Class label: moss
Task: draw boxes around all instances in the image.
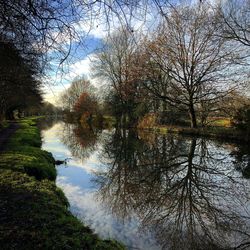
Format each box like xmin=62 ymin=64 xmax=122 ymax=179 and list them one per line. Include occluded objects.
xmin=0 ymin=118 xmax=56 ymax=181
xmin=0 ymin=169 xmax=123 ymax=249
xmin=7 ymin=119 xmax=41 ymax=148
xmin=0 ymin=117 xmax=125 ymax=249
xmin=0 ymin=150 xmax=56 ymax=181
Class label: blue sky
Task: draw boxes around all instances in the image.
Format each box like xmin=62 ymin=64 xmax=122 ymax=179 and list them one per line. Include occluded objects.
xmin=44 ymin=35 xmax=104 ymax=104
xmin=43 ymin=0 xmax=165 ymax=104
xmin=43 ymin=0 xmax=221 ymax=104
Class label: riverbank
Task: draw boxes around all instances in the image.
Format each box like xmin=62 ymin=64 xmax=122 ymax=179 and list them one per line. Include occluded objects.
xmin=142 ymin=125 xmax=249 ymax=143
xmin=0 ymin=117 xmax=124 ymax=249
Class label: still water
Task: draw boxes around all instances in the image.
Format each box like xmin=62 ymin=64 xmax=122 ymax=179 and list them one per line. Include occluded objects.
xmin=41 ymin=120 xmax=250 ymax=250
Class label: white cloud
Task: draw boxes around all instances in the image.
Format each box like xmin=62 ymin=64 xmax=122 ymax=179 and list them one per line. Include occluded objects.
xmin=75 ymin=19 xmax=109 ymax=39
xmin=66 ymin=55 xmax=93 ymax=79
xmin=42 ymin=5 xmax=160 ymax=104
xmin=43 ymin=53 xmax=99 ymax=104
xmin=56 ymin=179 xmax=161 ymax=250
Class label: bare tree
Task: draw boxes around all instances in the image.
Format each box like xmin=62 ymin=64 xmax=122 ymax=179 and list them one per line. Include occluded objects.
xmin=217 ymin=0 xmax=250 ymax=48
xmin=92 ymin=28 xmax=145 ymax=126
xmin=143 ymin=4 xmax=238 ymax=128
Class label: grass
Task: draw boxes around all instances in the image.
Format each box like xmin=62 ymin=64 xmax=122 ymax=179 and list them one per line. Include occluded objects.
xmin=141 ymin=118 xmax=249 ymax=143
xmin=0 ymin=118 xmax=56 ymax=181
xmin=0 ymin=117 xmax=125 ymax=249
xmin=206 ymin=117 xmax=232 ymax=127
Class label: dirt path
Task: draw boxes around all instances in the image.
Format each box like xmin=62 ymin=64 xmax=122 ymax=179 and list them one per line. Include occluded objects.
xmin=0 ymin=122 xmax=19 ymax=152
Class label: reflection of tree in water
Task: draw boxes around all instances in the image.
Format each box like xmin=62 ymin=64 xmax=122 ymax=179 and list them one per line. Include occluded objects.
xmin=38 ymin=117 xmax=61 ymax=131
xmin=231 ymin=144 xmax=250 ymax=179
xmin=60 ymin=123 xmax=99 ymax=161
xmin=95 ymin=129 xmax=250 ymax=250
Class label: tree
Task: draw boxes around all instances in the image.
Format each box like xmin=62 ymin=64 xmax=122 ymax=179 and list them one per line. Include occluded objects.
xmin=60 ymin=77 xmax=96 ymax=111
xmin=0 ymin=40 xmax=42 ymax=121
xmin=93 ymin=28 xmax=148 ymax=127
xmin=217 ymin=0 xmax=250 ymax=48
xmin=143 ymin=4 xmax=238 ymax=128
xmin=232 ymin=103 xmax=250 ymax=133
xmin=0 ymin=0 xmax=84 ymax=66
xmin=73 ymin=92 xmax=98 ymax=120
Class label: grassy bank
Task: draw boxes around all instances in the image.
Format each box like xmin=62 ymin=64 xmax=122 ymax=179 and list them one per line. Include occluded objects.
xmin=143 ymin=125 xmax=249 ymax=143
xmin=0 ymin=117 xmax=124 ymax=249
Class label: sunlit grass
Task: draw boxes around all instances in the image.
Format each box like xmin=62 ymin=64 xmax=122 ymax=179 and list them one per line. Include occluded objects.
xmin=0 ymin=117 xmax=125 ymax=249
xmin=208 ymin=118 xmax=232 ymax=127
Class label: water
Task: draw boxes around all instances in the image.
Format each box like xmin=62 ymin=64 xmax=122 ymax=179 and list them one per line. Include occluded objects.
xmin=41 ymin=120 xmax=250 ymax=250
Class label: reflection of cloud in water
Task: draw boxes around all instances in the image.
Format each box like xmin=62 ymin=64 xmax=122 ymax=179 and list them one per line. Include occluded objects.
xmin=69 ymin=145 xmax=109 ymax=174
xmin=42 ymin=123 xmax=104 ymax=174
xmin=42 ymin=122 xmax=250 ymax=249
xmin=42 ymin=123 xmax=72 ymax=158
xmin=57 ymin=176 xmax=160 ymax=250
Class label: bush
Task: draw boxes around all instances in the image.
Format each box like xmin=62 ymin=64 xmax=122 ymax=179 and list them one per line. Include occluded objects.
xmin=232 ymin=104 xmax=250 ymax=133
xmin=137 ymin=113 xmax=158 ymax=129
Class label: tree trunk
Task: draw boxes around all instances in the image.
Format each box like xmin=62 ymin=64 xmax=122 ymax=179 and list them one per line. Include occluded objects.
xmin=189 ymin=104 xmax=197 ymax=128
xmin=122 ymin=112 xmax=126 ymax=128
xmin=17 ymin=109 xmax=22 ymax=118
xmin=0 ymin=112 xmax=4 ymax=128
xmin=5 ymin=110 xmax=15 ymax=120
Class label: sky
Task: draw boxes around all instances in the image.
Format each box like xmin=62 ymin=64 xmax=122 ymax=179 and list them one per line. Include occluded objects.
xmin=43 ymin=35 xmax=104 ymax=104
xmin=43 ymin=0 xmax=224 ymax=105
xmin=43 ymin=0 xmax=175 ymax=104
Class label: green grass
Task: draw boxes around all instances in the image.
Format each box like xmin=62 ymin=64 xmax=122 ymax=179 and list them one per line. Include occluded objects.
xmin=206 ymin=117 xmax=231 ymax=127
xmin=0 ymin=118 xmax=56 ymax=181
xmin=0 ymin=117 xmax=125 ymax=249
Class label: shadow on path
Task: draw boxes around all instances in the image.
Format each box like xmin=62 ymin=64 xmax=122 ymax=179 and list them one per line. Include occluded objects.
xmin=0 ymin=122 xmax=19 ymax=152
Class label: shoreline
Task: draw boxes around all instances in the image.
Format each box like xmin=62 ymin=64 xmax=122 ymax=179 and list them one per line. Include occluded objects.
xmin=0 ymin=117 xmax=125 ymax=249
xmin=138 ymin=125 xmax=249 ymax=143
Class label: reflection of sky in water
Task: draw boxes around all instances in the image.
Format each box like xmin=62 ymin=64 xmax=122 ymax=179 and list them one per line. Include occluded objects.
xmin=42 ymin=123 xmax=161 ymax=250
xmin=41 ymin=122 xmax=250 ymax=250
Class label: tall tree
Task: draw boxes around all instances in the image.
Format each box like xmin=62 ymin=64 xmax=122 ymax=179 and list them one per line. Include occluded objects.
xmin=0 ymin=40 xmax=42 ymax=121
xmin=60 ymin=77 xmax=96 ymax=111
xmin=143 ymin=4 xmax=238 ymax=128
xmin=73 ymin=92 xmax=98 ymax=120
xmin=93 ymin=28 xmax=147 ymax=127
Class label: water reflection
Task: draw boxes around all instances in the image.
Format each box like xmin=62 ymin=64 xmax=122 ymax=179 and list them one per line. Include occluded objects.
xmin=94 ymin=129 xmax=250 ymax=250
xmin=60 ymin=123 xmax=99 ymax=161
xmin=42 ymin=122 xmax=250 ymax=250
xmin=231 ymin=144 xmax=250 ymax=179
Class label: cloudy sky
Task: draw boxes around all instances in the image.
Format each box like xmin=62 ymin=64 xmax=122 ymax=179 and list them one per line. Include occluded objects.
xmin=43 ymin=31 xmax=105 ymax=104
xmin=42 ymin=0 xmax=178 ymax=104
xmin=43 ymin=0 xmax=220 ymax=105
